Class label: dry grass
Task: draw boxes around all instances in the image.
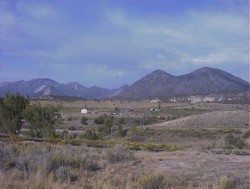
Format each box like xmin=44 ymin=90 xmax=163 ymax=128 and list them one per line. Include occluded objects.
xmin=3 ymin=100 xmax=249 ymax=188
xmin=0 ymin=142 xmax=248 ymax=189
xmin=148 ymin=110 xmax=249 ymax=129
xmin=32 ymin=99 xmax=190 ymax=110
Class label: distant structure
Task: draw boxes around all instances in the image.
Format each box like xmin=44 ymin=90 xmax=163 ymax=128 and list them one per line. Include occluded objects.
xmin=80 ymin=108 xmax=97 ymax=114
xmin=150 ymin=98 xmax=160 ymax=103
xmin=81 ymin=108 xmax=88 ymax=114
xmin=150 ymin=108 xmax=160 ymax=111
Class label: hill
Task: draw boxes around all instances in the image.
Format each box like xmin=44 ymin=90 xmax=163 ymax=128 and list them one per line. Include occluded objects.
xmin=117 ymin=67 xmax=249 ymax=99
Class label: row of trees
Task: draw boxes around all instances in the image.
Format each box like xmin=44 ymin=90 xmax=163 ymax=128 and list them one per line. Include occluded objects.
xmin=0 ymin=93 xmax=61 ymax=138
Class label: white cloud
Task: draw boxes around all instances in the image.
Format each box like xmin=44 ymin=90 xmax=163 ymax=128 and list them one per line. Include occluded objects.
xmin=0 ymin=1 xmax=248 ymax=87
xmin=16 ymin=1 xmax=57 ymax=20
xmin=192 ymin=50 xmax=248 ymax=66
xmin=193 ymin=53 xmax=229 ymax=65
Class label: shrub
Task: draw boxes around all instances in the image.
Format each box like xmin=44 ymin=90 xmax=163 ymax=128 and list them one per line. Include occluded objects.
xmin=81 ymin=116 xmax=88 ymax=125
xmin=98 ymin=116 xmax=113 ymax=135
xmin=243 ymin=130 xmax=250 ymax=138
xmin=55 ymin=166 xmax=72 ymax=182
xmin=224 ymin=134 xmax=247 ymax=149
xmin=46 ymin=150 xmax=99 ymax=174
xmin=137 ymin=175 xmax=166 ymax=189
xmin=218 ymin=175 xmax=239 ymax=189
xmin=64 ymin=132 xmax=77 ymax=140
xmin=117 ymin=124 xmax=127 ymax=137
xmin=103 ymin=144 xmax=134 ymax=163
xmin=0 ymin=144 xmax=32 ymax=180
xmin=114 ymin=117 xmax=125 ymax=125
xmin=0 ymin=143 xmax=101 ymax=186
xmin=83 ymin=130 xmax=100 ymax=140
xmin=67 ymin=116 xmax=76 ymax=121
xmin=129 ymin=124 xmax=137 ymax=135
xmin=46 ymin=154 xmax=80 ymax=172
xmin=143 ymin=116 xmax=157 ymax=125
xmin=145 ymin=144 xmax=154 ymax=152
xmin=94 ymin=115 xmax=104 ymax=125
xmin=68 ymin=125 xmax=77 ymax=131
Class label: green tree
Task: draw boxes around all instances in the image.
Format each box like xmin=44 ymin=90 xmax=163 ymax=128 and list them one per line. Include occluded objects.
xmin=98 ymin=115 xmax=113 ymax=135
xmin=0 ymin=93 xmax=29 ymax=134
xmin=24 ymin=104 xmax=62 ymax=138
xmin=104 ymin=116 xmax=113 ymax=134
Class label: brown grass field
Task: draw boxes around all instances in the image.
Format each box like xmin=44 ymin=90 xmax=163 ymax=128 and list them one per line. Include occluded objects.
xmin=0 ymin=100 xmax=249 ymax=188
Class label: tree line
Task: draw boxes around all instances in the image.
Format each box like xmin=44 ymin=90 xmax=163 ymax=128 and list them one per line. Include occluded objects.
xmin=0 ymin=93 xmax=61 ymax=138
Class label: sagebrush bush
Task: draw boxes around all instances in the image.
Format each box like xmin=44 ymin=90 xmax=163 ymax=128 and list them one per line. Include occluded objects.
xmin=46 ymin=149 xmax=99 ymax=174
xmin=242 ymin=130 xmax=250 ymax=138
xmin=82 ymin=130 xmax=101 ymax=140
xmin=55 ymin=166 xmax=78 ymax=183
xmin=219 ymin=175 xmax=238 ymax=189
xmin=0 ymin=143 xmax=41 ymax=180
xmin=0 ymin=143 xmax=100 ymax=184
xmin=137 ymin=175 xmax=166 ymax=189
xmin=224 ymin=133 xmax=247 ymax=149
xmin=103 ymin=144 xmax=134 ymax=163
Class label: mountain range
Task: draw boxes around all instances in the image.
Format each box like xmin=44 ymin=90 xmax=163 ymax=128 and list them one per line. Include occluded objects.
xmin=117 ymin=67 xmax=249 ymax=99
xmin=0 ymin=78 xmax=117 ymax=99
xmin=0 ymin=67 xmax=249 ymax=100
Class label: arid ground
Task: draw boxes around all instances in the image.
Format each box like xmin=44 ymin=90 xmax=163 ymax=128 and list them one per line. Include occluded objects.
xmin=0 ymin=99 xmax=249 ymax=189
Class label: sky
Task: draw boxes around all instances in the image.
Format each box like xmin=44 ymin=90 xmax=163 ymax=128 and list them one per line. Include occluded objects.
xmin=0 ymin=0 xmax=249 ymax=89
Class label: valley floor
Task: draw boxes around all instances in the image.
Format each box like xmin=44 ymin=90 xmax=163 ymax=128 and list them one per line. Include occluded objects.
xmin=0 ymin=100 xmax=249 ymax=188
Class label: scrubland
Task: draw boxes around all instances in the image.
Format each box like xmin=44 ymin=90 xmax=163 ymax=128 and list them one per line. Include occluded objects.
xmin=0 ymin=142 xmax=248 ymax=189
xmin=0 ymin=100 xmax=249 ymax=189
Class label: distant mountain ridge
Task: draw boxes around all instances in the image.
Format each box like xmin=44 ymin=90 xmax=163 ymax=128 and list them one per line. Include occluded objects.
xmin=117 ymin=67 xmax=249 ymax=99
xmin=0 ymin=67 xmax=249 ymax=100
xmin=0 ymin=78 xmax=117 ymax=99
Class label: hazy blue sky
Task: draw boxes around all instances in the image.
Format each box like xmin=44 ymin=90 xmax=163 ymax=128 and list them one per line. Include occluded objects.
xmin=0 ymin=0 xmax=248 ymax=88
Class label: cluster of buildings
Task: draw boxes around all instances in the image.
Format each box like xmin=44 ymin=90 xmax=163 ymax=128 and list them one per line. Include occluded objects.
xmin=80 ymin=108 xmax=97 ymax=114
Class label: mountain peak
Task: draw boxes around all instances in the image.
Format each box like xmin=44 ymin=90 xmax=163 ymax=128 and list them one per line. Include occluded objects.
xmin=118 ymin=67 xmax=249 ymax=99
xmin=151 ymin=69 xmax=171 ymax=75
xmin=66 ymin=82 xmax=84 ymax=91
xmin=29 ymin=78 xmax=56 ymax=82
xmin=192 ymin=67 xmax=219 ymax=73
xmin=143 ymin=69 xmax=173 ymax=81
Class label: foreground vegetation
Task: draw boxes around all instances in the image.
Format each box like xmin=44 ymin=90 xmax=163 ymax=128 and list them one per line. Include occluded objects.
xmin=0 ymin=142 xmax=248 ymax=189
xmin=0 ymin=93 xmax=61 ymax=137
xmin=0 ymin=94 xmax=249 ymax=188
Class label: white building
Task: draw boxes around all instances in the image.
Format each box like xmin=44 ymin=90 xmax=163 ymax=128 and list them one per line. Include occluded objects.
xmin=150 ymin=98 xmax=160 ymax=103
xmin=80 ymin=109 xmax=88 ymax=114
